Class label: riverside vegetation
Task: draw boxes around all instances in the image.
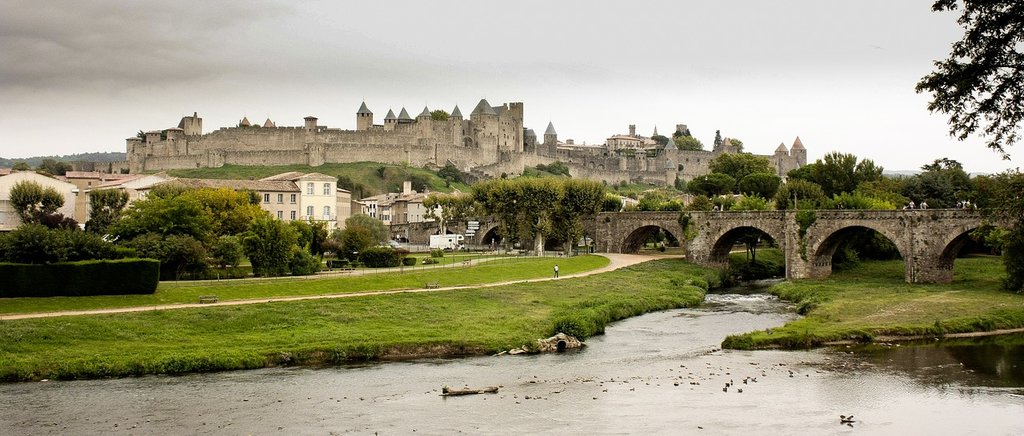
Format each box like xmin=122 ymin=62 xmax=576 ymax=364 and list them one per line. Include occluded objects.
xmin=0 ymin=258 xmax=716 ymax=382
xmin=722 ymin=255 xmax=1024 ymax=349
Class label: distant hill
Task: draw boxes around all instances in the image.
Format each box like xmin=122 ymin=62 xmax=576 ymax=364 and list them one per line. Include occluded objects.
xmin=0 ymin=152 xmax=126 ymax=168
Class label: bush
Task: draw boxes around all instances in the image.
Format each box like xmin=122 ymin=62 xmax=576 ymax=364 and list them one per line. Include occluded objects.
xmin=327 ymin=259 xmax=350 ymax=269
xmin=0 ymin=259 xmax=159 ymax=297
xmin=422 ymin=258 xmax=439 ymax=265
xmin=359 ymin=247 xmax=401 ymax=268
xmin=289 ymin=248 xmax=321 ymax=276
xmin=430 ymin=249 xmax=445 ymax=258
xmin=402 ymin=257 xmax=417 ymax=266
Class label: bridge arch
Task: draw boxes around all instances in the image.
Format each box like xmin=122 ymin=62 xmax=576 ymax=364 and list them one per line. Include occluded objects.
xmin=806 ymin=224 xmax=907 ymax=279
xmin=476 ymin=224 xmax=503 ymax=248
xmin=621 ymin=225 xmax=680 ymax=253
xmin=707 ymin=225 xmax=782 ymax=264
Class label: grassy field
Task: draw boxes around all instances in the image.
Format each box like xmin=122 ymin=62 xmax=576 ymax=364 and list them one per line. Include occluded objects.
xmin=722 ymin=255 xmax=1024 ymax=349
xmin=0 ymin=259 xmax=715 ymax=382
xmin=0 ymin=255 xmax=607 ymax=316
xmin=164 ymin=162 xmax=470 ymax=196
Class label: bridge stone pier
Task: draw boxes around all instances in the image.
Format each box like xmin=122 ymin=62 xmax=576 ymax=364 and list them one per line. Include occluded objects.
xmin=593 ymin=209 xmax=989 ymax=284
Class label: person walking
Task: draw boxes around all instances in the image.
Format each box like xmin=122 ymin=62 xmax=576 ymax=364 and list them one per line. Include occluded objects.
xmin=554 ymin=264 xmax=559 ymax=278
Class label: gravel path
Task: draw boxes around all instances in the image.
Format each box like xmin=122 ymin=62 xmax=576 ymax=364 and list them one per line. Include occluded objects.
xmin=0 ymin=253 xmax=665 ymax=321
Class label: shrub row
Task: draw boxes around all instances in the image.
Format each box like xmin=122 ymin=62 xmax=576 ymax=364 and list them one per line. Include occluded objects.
xmin=0 ymin=259 xmax=160 ymax=297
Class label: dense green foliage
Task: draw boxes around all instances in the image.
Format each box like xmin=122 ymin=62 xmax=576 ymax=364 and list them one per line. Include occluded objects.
xmin=708 ymin=153 xmax=774 ymax=183
xmin=243 ymin=216 xmax=298 ymax=277
xmin=688 ymin=173 xmax=735 ymax=196
xmin=916 ymin=0 xmax=1024 ymax=157
xmin=0 ymin=224 xmax=124 ymax=264
xmin=358 ymin=246 xmax=402 ymax=268
xmin=0 ymin=259 xmax=159 ymax=298
xmin=737 ymin=173 xmax=781 ymax=198
xmin=125 ymin=234 xmax=208 ymax=280
xmin=788 ymin=152 xmax=883 ymax=197
xmin=85 ymin=189 xmax=128 ymax=235
xmin=8 ymin=180 xmax=67 ymax=226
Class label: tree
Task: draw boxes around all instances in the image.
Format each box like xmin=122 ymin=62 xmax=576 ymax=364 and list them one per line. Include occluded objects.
xmin=687 ymin=173 xmax=736 ymax=197
xmin=110 ymin=194 xmax=211 ymax=241
xmin=181 ymin=188 xmax=266 ymax=237
xmin=902 ymin=159 xmax=975 ymax=208
xmin=737 ymin=173 xmax=782 ymax=199
xmin=651 ymin=134 xmax=670 ymax=146
xmin=788 ymin=152 xmax=883 ymax=197
xmin=430 ymin=110 xmax=450 ymax=121
xmin=601 ymin=194 xmax=623 ymax=212
xmin=209 ymin=235 xmax=243 ymax=268
xmin=344 ymin=214 xmax=389 ymax=245
xmin=11 ymin=162 xmax=30 ymax=171
xmin=773 ymin=179 xmax=827 ymax=210
xmin=126 ymin=233 xmax=208 ymax=280
xmin=972 ymin=170 xmax=1024 ymax=291
xmin=673 ymin=136 xmax=704 ymax=151
xmin=36 ymin=158 xmax=72 ymax=176
xmin=423 ymin=192 xmax=475 ymax=234
xmin=709 ymin=153 xmax=774 ymax=186
xmin=9 ymin=180 xmax=64 ymax=224
xmin=86 ymin=189 xmax=129 ymax=235
xmin=552 ymin=179 xmax=606 ymax=253
xmin=728 ymin=138 xmax=744 ymax=152
xmin=437 ymin=163 xmax=464 ymax=184
xmin=243 ymin=216 xmax=298 ymax=277
xmin=916 ymin=1 xmax=1024 ymax=158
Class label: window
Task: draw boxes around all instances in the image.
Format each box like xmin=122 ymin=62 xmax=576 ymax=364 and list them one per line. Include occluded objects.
xmin=276 ymin=211 xmax=283 ymax=219
xmin=277 ymin=194 xmax=283 ymax=203
xmin=290 ymin=211 xmax=296 ymax=220
xmin=263 ymin=193 xmax=270 ymax=203
xmin=306 ymin=206 xmax=313 ymax=217
xmin=307 ymin=183 xmax=314 ymax=194
xmin=323 ymin=183 xmax=331 ymax=195
xmin=290 ymin=194 xmax=296 ymax=203
xmin=323 ymin=206 xmax=330 ymax=219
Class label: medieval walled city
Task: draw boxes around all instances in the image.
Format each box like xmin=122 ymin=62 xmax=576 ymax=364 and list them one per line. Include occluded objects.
xmin=123 ymin=99 xmax=806 ymax=186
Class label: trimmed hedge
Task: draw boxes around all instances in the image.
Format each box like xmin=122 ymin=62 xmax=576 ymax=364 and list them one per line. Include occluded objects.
xmin=0 ymin=259 xmax=160 ymax=297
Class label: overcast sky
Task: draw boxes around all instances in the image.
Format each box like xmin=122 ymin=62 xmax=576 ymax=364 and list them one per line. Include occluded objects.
xmin=1 ymin=0 xmax=1020 ymax=173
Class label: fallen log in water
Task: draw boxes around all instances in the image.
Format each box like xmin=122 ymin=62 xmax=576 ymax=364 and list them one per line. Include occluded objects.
xmin=441 ymin=386 xmax=499 ymax=396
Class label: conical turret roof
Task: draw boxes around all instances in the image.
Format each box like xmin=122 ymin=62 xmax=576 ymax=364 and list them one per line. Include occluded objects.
xmin=450 ymin=105 xmax=463 ymax=118
xmin=663 ymin=138 xmax=677 ymax=150
xmin=263 ymin=118 xmax=276 ymax=128
xmin=653 ymin=126 xmax=659 ymax=136
xmin=357 ymin=101 xmax=372 ymax=115
xmin=472 ymin=99 xmax=497 ymax=116
xmin=791 ymin=136 xmax=805 ymax=150
xmin=544 ymin=122 xmax=557 ymax=136
xmin=384 ymin=109 xmax=397 ymax=121
xmin=398 ymin=108 xmax=413 ymax=121
xmin=239 ymin=116 xmax=251 ymax=127
xmin=775 ymin=142 xmax=788 ymax=153
xmin=417 ymin=106 xmax=431 ymax=118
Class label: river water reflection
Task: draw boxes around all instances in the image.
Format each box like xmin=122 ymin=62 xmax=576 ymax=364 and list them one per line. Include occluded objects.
xmin=2 ymin=290 xmax=1022 ymax=435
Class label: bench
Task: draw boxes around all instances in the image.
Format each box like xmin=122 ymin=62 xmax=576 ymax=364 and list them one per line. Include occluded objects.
xmin=198 ymin=295 xmax=219 ymax=304
xmin=338 ymin=267 xmax=356 ymax=272
xmin=425 ymin=282 xmax=440 ymax=289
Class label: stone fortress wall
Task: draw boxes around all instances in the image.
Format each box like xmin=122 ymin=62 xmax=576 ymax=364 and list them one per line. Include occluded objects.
xmin=124 ymin=100 xmax=806 ymax=185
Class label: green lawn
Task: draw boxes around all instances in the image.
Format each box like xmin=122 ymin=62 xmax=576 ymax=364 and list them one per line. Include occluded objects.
xmin=0 ymin=259 xmax=714 ymax=381
xmin=723 ymin=255 xmax=1024 ymax=349
xmin=0 ymin=256 xmax=608 ymax=316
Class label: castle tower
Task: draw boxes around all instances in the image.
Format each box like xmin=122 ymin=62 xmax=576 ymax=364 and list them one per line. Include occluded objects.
xmin=304 ymin=116 xmax=318 ymax=132
xmin=178 ymin=112 xmax=202 ymax=136
xmin=416 ymin=106 xmax=431 ymax=121
xmin=543 ymin=122 xmax=558 ymax=146
xmin=629 ymin=124 xmax=636 ymax=137
xmin=239 ymin=117 xmax=252 ymax=127
xmin=384 ymin=109 xmax=397 ymax=131
xmin=356 ymin=102 xmax=373 ymax=131
xmin=263 ymin=118 xmax=276 ymax=128
xmin=790 ymin=136 xmax=807 ymax=165
xmin=653 ymin=125 xmax=659 ymax=137
xmin=397 ymin=108 xmax=414 ymax=124
xmin=774 ymin=142 xmax=789 ymax=156
xmin=450 ymin=105 xmax=463 ymax=121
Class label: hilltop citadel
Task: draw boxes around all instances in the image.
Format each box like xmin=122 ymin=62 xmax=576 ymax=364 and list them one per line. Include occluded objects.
xmin=124 ymin=99 xmax=806 ymax=185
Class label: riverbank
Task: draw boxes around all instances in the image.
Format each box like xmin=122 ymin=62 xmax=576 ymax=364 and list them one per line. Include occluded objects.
xmin=722 ymin=256 xmax=1024 ymax=349
xmin=0 ymin=258 xmax=716 ymax=382
xmin=0 ymin=255 xmax=609 ymax=316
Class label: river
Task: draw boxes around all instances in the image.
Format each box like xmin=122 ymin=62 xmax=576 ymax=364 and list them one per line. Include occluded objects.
xmin=2 ymin=287 xmax=1022 ymax=435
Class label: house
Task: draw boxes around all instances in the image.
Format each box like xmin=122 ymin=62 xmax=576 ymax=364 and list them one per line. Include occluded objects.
xmin=62 ymin=171 xmax=136 ymax=223
xmin=358 ymin=181 xmax=437 ymax=226
xmin=0 ymin=171 xmax=79 ymax=231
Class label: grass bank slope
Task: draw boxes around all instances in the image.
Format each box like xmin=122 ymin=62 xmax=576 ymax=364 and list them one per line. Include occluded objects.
xmin=164 ymin=162 xmax=469 ymax=195
xmin=723 ymin=256 xmax=1024 ymax=349
xmin=0 ymin=259 xmax=714 ymax=382
xmin=0 ymin=256 xmax=608 ymax=316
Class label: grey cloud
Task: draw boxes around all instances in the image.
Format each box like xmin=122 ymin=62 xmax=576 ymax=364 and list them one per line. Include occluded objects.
xmin=0 ymin=0 xmax=290 ymax=91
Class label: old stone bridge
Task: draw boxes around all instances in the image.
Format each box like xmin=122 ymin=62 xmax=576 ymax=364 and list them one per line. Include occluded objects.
xmin=593 ymin=209 xmax=991 ymax=284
